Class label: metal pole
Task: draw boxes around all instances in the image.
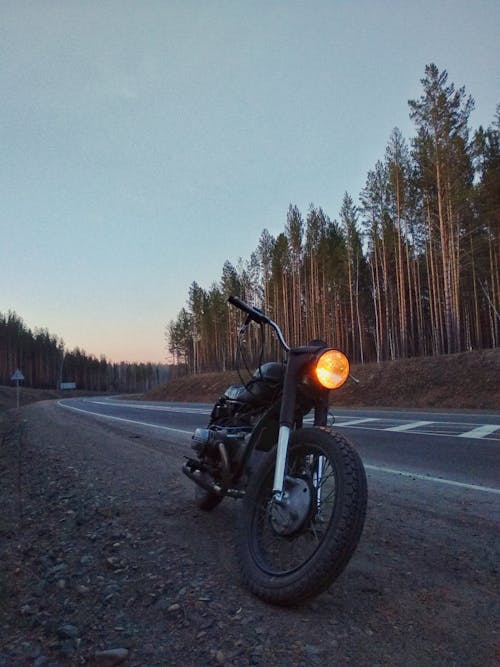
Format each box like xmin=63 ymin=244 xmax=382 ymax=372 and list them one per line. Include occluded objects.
xmin=16 ymin=380 xmax=20 ymax=409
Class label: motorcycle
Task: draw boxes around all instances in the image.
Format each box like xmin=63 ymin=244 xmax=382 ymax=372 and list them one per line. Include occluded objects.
xmin=182 ymin=296 xmax=367 ymax=605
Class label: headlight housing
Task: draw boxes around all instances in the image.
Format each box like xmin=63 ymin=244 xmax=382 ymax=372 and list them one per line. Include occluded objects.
xmin=314 ymin=349 xmax=350 ymax=390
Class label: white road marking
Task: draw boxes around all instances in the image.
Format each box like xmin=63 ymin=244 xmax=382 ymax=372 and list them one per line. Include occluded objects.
xmin=337 ymin=417 xmax=379 ymax=427
xmin=386 ymin=420 xmax=434 ymax=432
xmin=85 ymin=399 xmax=209 ymax=414
xmin=57 ymin=401 xmax=192 ymax=435
xmin=332 ymin=417 xmax=500 ymax=440
xmin=365 ymin=464 xmax=500 ymax=495
xmin=457 ymin=424 xmax=500 ymax=439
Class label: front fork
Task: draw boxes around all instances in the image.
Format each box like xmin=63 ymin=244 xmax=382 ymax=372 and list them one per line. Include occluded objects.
xmin=272 ymin=425 xmax=291 ymax=501
xmin=272 ymin=425 xmax=327 ymax=506
xmin=272 ymin=384 xmax=329 ymax=503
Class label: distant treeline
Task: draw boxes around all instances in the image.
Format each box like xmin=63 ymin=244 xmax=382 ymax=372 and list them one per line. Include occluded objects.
xmin=168 ymin=64 xmax=499 ymax=372
xmin=0 ymin=311 xmax=170 ymax=392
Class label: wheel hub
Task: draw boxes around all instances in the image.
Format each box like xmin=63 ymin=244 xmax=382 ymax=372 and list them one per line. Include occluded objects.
xmin=269 ymin=476 xmax=312 ymax=536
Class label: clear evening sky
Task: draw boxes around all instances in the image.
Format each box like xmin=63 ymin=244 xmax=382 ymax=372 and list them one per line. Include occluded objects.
xmin=1 ymin=1 xmax=498 ymax=363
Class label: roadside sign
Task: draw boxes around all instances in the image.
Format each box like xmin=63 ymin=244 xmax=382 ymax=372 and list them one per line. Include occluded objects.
xmin=60 ymin=381 xmax=76 ymax=390
xmin=11 ymin=369 xmax=24 ymax=408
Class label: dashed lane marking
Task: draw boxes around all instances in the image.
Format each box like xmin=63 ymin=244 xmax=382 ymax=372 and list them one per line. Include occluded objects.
xmin=386 ymin=420 xmax=435 ymax=432
xmin=334 ymin=418 xmax=500 ymax=441
xmin=457 ymin=424 xmax=500 ymax=439
xmin=334 ymin=417 xmax=379 ymax=427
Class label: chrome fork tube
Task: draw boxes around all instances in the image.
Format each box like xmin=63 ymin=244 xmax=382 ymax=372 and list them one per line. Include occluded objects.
xmin=272 ymin=425 xmax=291 ymax=500
xmin=315 ymin=455 xmax=325 ymax=511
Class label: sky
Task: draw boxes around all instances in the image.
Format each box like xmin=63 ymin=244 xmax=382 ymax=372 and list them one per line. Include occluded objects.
xmin=1 ymin=1 xmax=498 ymax=364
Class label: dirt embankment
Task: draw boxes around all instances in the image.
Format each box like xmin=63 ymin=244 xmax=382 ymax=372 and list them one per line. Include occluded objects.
xmin=1 ymin=350 xmax=498 ymax=412
xmin=147 ymin=349 xmax=500 ymax=410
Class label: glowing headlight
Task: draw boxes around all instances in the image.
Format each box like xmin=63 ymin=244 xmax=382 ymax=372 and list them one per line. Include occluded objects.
xmin=315 ymin=350 xmax=350 ymax=389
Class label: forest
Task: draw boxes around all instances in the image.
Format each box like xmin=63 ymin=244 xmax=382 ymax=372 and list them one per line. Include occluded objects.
xmin=0 ymin=310 xmax=169 ymax=392
xmin=167 ymin=64 xmax=499 ymax=372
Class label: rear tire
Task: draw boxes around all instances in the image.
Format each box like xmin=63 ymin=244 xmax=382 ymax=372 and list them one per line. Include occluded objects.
xmin=236 ymin=428 xmax=367 ymax=605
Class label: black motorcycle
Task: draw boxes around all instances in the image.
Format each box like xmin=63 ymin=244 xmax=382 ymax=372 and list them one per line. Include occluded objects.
xmin=183 ymin=296 xmax=367 ymax=605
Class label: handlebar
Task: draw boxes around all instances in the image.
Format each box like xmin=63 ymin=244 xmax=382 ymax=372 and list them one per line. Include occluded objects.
xmin=227 ymin=296 xmax=270 ymax=325
xmin=228 ymin=296 xmax=290 ymax=352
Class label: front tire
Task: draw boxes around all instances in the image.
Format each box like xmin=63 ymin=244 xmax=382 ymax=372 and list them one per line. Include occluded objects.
xmin=236 ymin=428 xmax=367 ymax=605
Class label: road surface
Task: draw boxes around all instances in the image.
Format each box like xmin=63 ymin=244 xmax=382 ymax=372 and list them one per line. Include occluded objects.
xmin=58 ymin=396 xmax=500 ymax=495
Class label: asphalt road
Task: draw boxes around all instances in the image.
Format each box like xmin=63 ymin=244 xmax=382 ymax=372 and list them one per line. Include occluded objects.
xmin=57 ymin=397 xmax=500 ymax=494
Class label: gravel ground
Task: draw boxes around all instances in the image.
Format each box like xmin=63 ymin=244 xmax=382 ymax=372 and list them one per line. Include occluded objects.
xmin=0 ymin=401 xmax=498 ymax=666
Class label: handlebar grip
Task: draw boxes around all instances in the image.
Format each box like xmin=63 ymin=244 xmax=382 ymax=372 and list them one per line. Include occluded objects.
xmin=228 ymin=296 xmax=269 ymax=325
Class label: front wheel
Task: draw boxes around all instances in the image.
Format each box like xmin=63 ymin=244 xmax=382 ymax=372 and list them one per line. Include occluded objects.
xmin=236 ymin=428 xmax=367 ymax=605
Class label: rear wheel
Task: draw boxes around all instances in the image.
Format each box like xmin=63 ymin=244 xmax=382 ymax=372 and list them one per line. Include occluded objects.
xmin=236 ymin=428 xmax=367 ymax=605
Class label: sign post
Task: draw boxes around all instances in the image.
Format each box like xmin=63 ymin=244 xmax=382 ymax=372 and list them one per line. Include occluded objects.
xmin=11 ymin=369 xmax=25 ymax=408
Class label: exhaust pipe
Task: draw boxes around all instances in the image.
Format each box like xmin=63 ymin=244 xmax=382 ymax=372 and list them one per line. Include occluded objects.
xmin=182 ymin=462 xmax=224 ymax=496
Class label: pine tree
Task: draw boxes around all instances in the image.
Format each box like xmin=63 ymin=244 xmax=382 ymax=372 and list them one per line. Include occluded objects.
xmin=340 ymin=193 xmax=364 ymax=361
xmin=285 ymin=205 xmax=304 ymax=345
xmin=409 ymin=63 xmax=475 ymax=352
xmin=472 ymin=109 xmax=500 ymax=347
